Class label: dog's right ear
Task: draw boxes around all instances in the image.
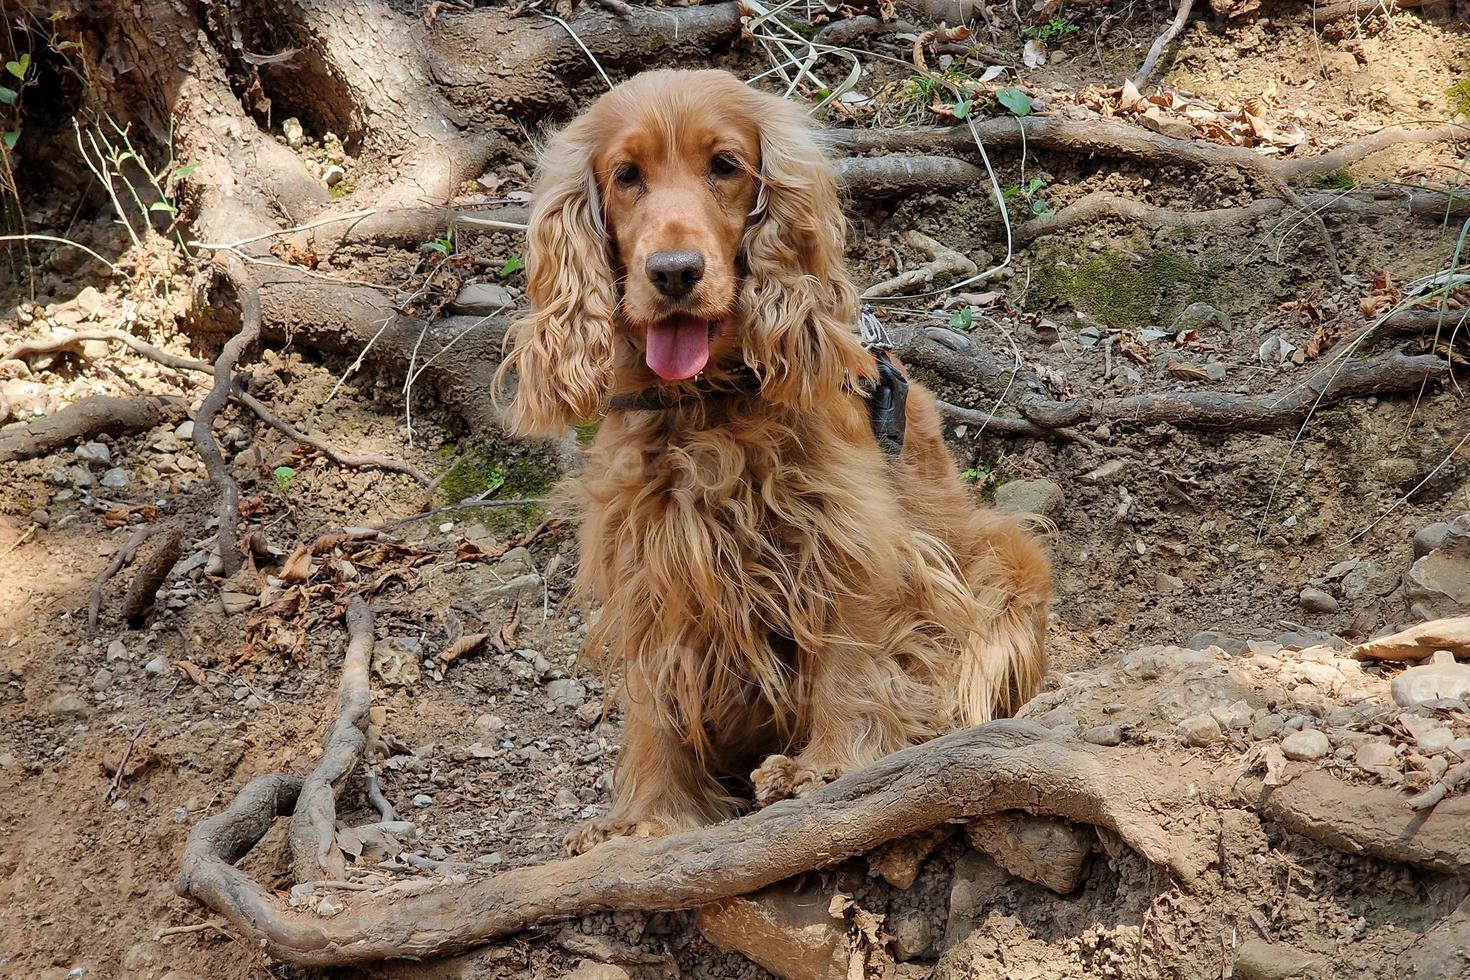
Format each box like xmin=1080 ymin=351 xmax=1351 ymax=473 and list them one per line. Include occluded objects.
xmin=495 ymin=126 xmax=617 ymax=437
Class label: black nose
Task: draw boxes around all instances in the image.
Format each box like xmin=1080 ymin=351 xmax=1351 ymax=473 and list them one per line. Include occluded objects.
xmin=645 ymin=250 xmax=705 ymax=298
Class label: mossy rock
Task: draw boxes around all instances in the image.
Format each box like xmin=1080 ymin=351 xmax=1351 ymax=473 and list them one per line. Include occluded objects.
xmin=1032 ymin=247 xmax=1217 ymax=332
xmin=435 ymin=437 xmax=562 ymax=533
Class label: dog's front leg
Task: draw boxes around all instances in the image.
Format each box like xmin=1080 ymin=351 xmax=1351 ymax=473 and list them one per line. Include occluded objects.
xmin=565 ymin=702 xmax=726 ymax=854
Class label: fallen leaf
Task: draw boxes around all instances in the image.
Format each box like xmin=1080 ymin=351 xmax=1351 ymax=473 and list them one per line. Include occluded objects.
xmin=1118 ymin=332 xmax=1151 ymax=366
xmin=439 ymin=632 xmax=489 ymax=663
xmin=173 ymin=659 xmax=217 ymax=697
xmin=1166 ymin=360 xmax=1211 ymax=381
xmin=1022 ymin=39 xmax=1046 ymax=69
xmin=278 ymin=544 xmax=313 ymax=583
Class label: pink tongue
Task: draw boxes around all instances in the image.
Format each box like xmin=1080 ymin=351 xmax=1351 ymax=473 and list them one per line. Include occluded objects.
xmin=644 ymin=316 xmax=710 ymax=381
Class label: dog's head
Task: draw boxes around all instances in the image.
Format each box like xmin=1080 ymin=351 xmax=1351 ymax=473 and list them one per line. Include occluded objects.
xmin=498 ymin=69 xmax=871 ymax=436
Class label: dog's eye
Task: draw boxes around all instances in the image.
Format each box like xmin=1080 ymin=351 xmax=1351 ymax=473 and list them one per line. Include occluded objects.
xmin=709 ymin=153 xmax=741 ymax=178
xmin=614 ymin=164 xmax=641 ymax=188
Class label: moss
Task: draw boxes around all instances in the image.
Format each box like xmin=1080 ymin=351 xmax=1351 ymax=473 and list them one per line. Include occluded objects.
xmin=328 ymin=173 xmax=359 ymax=198
xmin=1448 ymin=76 xmax=1470 ymax=118
xmin=1032 ymin=247 xmax=1216 ymax=331
xmin=1314 ymin=169 xmax=1355 ymax=190
xmin=435 ymin=443 xmax=557 ymax=533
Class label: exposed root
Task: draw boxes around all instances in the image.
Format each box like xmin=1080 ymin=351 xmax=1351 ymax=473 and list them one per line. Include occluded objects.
xmin=4 ymin=329 xmax=212 ymax=376
xmin=864 ymin=230 xmax=978 ymax=299
xmin=194 ymin=258 xmax=262 ymax=578
xmin=88 ymin=526 xmax=154 ymax=633
xmin=285 ymin=597 xmax=375 ymax=884
xmin=933 ymin=399 xmax=1136 ymax=456
xmin=119 ymin=530 xmax=183 ymax=627
xmin=1132 ymin=0 xmax=1196 ymax=90
xmin=1017 ymin=351 xmax=1452 ymax=431
xmin=833 ymin=155 xmax=984 ymax=199
xmin=1306 ymin=0 xmax=1434 ymax=25
xmin=231 ymin=388 xmax=432 ymax=487
xmin=0 ymin=395 xmax=185 ymax=464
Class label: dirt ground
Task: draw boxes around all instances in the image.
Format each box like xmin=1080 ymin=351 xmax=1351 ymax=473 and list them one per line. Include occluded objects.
xmin=1 ymin=1 xmax=1469 ymax=978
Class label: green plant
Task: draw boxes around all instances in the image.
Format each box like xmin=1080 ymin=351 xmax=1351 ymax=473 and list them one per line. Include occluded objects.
xmin=273 ymin=466 xmax=297 ymax=494
xmin=424 ymin=223 xmax=456 ymax=256
xmin=1021 ymin=17 xmax=1077 ymax=41
xmin=949 ymin=308 xmax=975 ymax=330
xmin=995 ymin=88 xmax=1033 ymax=117
xmin=0 ymin=52 xmax=31 ymax=150
xmin=1315 ymin=169 xmax=1355 ymax=190
xmin=1003 ymin=176 xmax=1050 ymax=216
xmin=499 ymin=253 xmax=524 ymax=279
xmin=960 ymin=465 xmax=993 ymax=486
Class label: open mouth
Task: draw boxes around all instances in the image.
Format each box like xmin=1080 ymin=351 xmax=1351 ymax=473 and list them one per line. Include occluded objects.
xmin=643 ymin=313 xmax=714 ymax=381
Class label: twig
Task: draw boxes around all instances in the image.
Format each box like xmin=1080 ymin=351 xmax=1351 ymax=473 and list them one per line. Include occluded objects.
xmin=364 ymin=774 xmax=399 ymax=823
xmin=1407 ymin=759 xmax=1470 ymax=812
xmin=934 ymin=399 xmax=1134 ymax=456
xmin=0 ymin=526 xmax=36 ymax=565
xmin=231 ymin=388 xmax=432 ymax=487
xmin=1132 ymin=0 xmax=1196 ymax=90
xmin=105 ymin=723 xmax=146 ymax=803
xmin=89 ymin=526 xmax=154 ymax=632
xmin=0 ymin=235 xmax=119 ymax=274
xmin=155 ymin=921 xmax=232 ymax=941
xmin=194 ymin=257 xmax=262 ymax=577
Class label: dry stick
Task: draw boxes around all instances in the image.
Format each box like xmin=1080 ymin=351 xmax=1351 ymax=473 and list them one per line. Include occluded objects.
xmin=1407 ymin=758 xmax=1470 ymax=813
xmin=87 ymin=526 xmax=152 ymax=633
xmin=1132 ymin=0 xmax=1196 ymax=90
xmin=1017 ymin=351 xmax=1452 ymax=431
xmin=4 ymin=329 xmax=212 ymax=375
xmin=285 ymin=597 xmax=375 ymax=885
xmin=105 ymin=723 xmax=146 ymax=803
xmin=119 ymin=530 xmax=183 ymax=627
xmin=231 ymin=389 xmax=432 ymax=487
xmin=194 ymin=258 xmax=262 ymax=578
xmin=0 ymin=395 xmax=184 ymax=464
xmin=177 ymin=720 xmax=1200 ymax=967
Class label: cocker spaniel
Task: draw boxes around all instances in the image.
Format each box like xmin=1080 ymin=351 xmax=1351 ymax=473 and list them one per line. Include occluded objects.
xmin=496 ymin=69 xmax=1052 ymax=853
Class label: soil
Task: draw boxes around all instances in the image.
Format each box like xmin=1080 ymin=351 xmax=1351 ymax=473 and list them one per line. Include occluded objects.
xmin=1 ymin=2 xmax=1468 ymax=979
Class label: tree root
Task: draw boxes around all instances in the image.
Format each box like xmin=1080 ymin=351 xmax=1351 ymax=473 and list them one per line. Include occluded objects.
xmin=864 ymin=230 xmax=978 ymax=299
xmin=285 ymin=597 xmax=376 ymax=884
xmin=0 ymin=395 xmax=185 ymax=464
xmin=1014 ymin=189 xmax=1468 ymax=245
xmin=4 ymin=329 xmax=212 ymax=376
xmin=120 ymin=530 xmax=183 ymax=627
xmin=88 ymin=526 xmax=154 ymax=633
xmin=194 ymin=258 xmax=262 ymax=578
xmin=1133 ymin=0 xmax=1196 ymax=89
xmin=231 ymin=388 xmax=432 ymax=487
xmin=833 ymin=155 xmax=985 ymax=199
xmin=1017 ymin=351 xmax=1452 ymax=431
xmin=1306 ymin=0 xmax=1435 ymax=25
xmin=933 ymin=398 xmax=1134 ymax=456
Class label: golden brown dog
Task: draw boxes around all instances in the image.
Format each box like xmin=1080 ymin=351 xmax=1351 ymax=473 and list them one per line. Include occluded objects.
xmin=496 ymin=69 xmax=1051 ymax=853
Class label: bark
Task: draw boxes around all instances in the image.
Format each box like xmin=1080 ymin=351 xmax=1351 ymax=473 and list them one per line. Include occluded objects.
xmin=120 ymin=530 xmax=184 ymax=627
xmin=0 ymin=395 xmax=184 ymax=463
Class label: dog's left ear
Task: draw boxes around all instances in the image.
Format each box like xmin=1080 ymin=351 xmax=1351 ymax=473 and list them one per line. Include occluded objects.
xmin=740 ymin=97 xmax=873 ymax=409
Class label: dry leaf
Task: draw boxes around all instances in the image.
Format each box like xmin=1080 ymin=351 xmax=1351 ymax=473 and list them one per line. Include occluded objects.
xmin=455 ymin=539 xmax=507 ymax=563
xmin=439 ymin=632 xmax=489 ymax=663
xmin=278 ymin=544 xmax=313 ymax=583
xmin=1166 ymin=360 xmax=1211 ymax=381
xmin=173 ymin=659 xmax=217 ymax=697
xmin=1118 ymin=332 xmax=1151 ymax=366
xmin=1022 ymin=39 xmax=1046 ymax=69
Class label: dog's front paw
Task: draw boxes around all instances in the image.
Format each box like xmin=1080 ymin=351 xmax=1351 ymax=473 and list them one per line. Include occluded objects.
xmin=564 ymin=816 xmax=670 ymax=855
xmin=751 ymin=754 xmax=840 ymax=807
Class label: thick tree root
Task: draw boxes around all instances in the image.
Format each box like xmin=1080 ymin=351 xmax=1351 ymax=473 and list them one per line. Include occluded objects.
xmin=833 ymin=155 xmax=984 ymax=199
xmin=1017 ymin=351 xmax=1451 ymax=431
xmin=0 ymin=395 xmax=185 ymax=464
xmin=88 ymin=526 xmax=154 ymax=633
xmin=120 ymin=529 xmax=183 ymax=627
xmin=285 ymin=597 xmax=376 ymax=884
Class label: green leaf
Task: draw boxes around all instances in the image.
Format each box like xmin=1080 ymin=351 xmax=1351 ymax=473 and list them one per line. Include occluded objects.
xmin=1030 ymin=199 xmax=1050 ymax=215
xmin=1025 ymin=177 xmax=1045 ymax=196
xmin=5 ymin=54 xmax=29 ymax=80
xmin=0 ymin=86 xmax=17 ymax=106
xmin=995 ymin=88 xmax=1033 ymax=117
xmin=150 ymin=201 xmax=177 ymax=214
xmin=952 ymin=97 xmax=972 ymax=120
xmin=949 ymin=308 xmax=975 ymax=330
xmin=174 ymin=162 xmax=201 ymax=179
xmin=2 ymin=130 xmax=16 ymax=150
xmin=499 ymin=253 xmax=524 ymax=279
xmin=273 ymin=466 xmax=296 ymax=483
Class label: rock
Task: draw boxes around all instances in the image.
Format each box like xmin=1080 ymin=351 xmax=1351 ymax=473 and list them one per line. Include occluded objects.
xmin=46 ymin=692 xmax=89 ymax=717
xmin=373 ymin=638 xmax=423 ymax=687
xmin=574 ymin=700 xmax=605 ymax=727
xmin=217 ymin=591 xmax=255 ymax=615
xmin=1352 ymin=617 xmax=1470 ymax=663
xmin=74 ymin=441 xmax=111 ymax=465
xmin=888 ymin=910 xmax=933 ymax=962
xmin=1173 ymin=302 xmax=1231 ymax=333
xmin=869 ymin=827 xmax=948 ymax=889
xmin=145 ymin=654 xmax=170 ymax=676
xmin=1417 ymin=727 xmax=1455 ymax=754
xmin=1298 ymin=587 xmax=1339 ymax=615
xmin=322 ymin=164 xmax=346 ymax=187
xmin=945 ymin=850 xmax=1007 ymax=945
xmin=1340 ymin=561 xmax=1387 ymax=600
xmin=1251 ymin=713 xmax=1284 ymax=738
xmin=1373 ymin=457 xmax=1423 ymax=489
xmin=1080 ymin=460 xmax=1128 ymax=484
xmin=281 ymin=116 xmax=304 ymax=149
xmin=68 ymin=466 xmax=95 ymax=488
xmin=75 ymin=286 xmax=105 ymax=318
xmin=99 ymin=468 xmax=129 ymax=489
xmin=494 ymin=546 xmax=535 ymax=578
xmin=1210 ymin=700 xmax=1254 ymax=731
xmin=565 ymin=962 xmax=633 ymax=980
xmin=1081 ymin=724 xmax=1122 ymax=746
xmin=1414 ymin=522 xmax=1453 ymax=559
xmin=1186 ymin=631 xmax=1248 ymax=657
xmin=105 ymin=639 xmax=129 ymax=662
xmin=1234 ymin=939 xmax=1321 ymax=980
xmin=1355 ymin=740 xmax=1397 ymax=772
xmin=90 ymin=667 xmax=113 ymax=691
xmin=1392 ymin=653 xmax=1470 ymax=708
xmin=1404 ymin=515 xmax=1470 ymax=619
xmin=552 ymin=788 xmax=581 ymax=808
xmin=698 ymin=884 xmax=848 ymax=980
xmin=1178 ymin=713 xmax=1223 ymax=746
xmin=447 ymin=281 xmax=517 ymax=316
xmin=1155 ymin=572 xmax=1184 ymax=593
xmin=473 ymin=713 xmax=505 ymax=733
xmin=489 ymin=573 xmax=544 ymax=599
xmin=174 ymin=420 xmax=194 ymax=440
xmin=316 ymin=895 xmax=345 ymax=918
xmin=1204 ymin=362 xmax=1228 ymax=382
xmin=546 ymin=678 xmax=587 ymax=708
xmin=1281 ymin=729 xmax=1330 ymax=761
xmin=992 ymin=479 xmax=1064 ymax=519
xmin=965 ymin=812 xmax=1092 ymax=894
xmin=412 ymin=794 xmax=433 ymax=808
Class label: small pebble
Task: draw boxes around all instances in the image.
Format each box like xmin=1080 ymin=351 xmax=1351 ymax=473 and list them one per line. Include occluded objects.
xmin=412 ymin=794 xmax=434 ymax=808
xmin=1281 ymin=729 xmax=1330 ymax=761
xmin=1081 ymin=724 xmax=1122 ymax=746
